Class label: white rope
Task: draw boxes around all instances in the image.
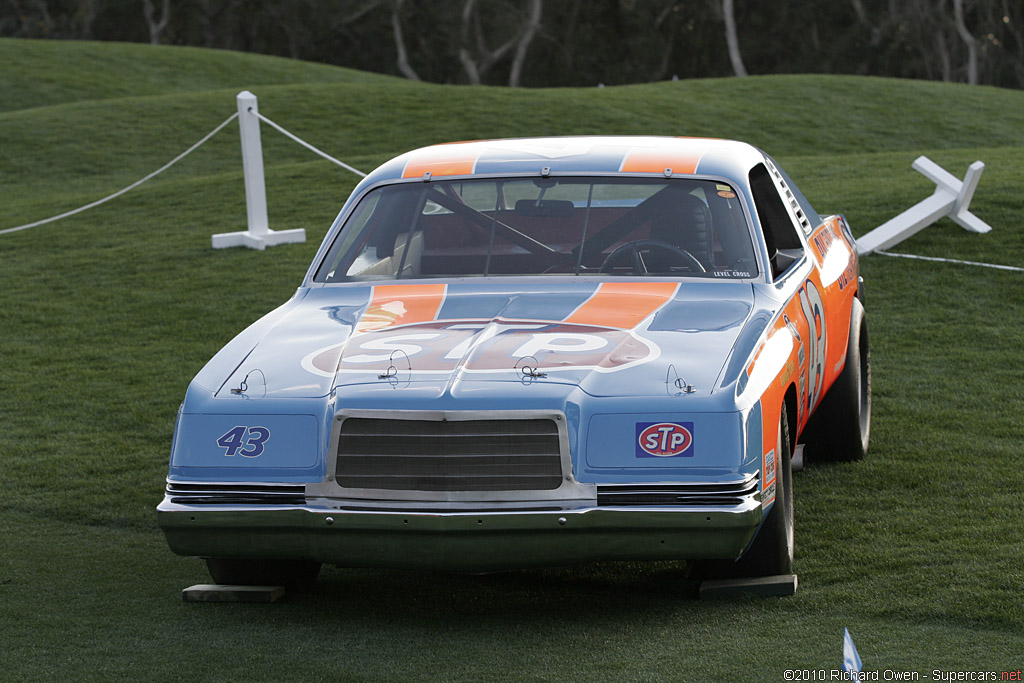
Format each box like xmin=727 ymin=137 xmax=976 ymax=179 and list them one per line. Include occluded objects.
xmin=1 ymin=112 xmax=240 ymax=236
xmin=875 ymin=249 xmax=1024 ymax=273
xmin=253 ymin=111 xmax=367 ymax=178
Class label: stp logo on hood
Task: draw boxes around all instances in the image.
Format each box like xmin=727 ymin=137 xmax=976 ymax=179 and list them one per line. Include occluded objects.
xmin=636 ymin=422 xmax=695 ymax=458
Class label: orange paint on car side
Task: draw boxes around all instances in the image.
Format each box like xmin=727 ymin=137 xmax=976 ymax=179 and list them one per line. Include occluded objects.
xmin=751 ymin=214 xmax=860 ymax=502
xmin=753 ymin=322 xmax=796 ymax=503
xmin=806 ymin=215 xmax=860 ymax=424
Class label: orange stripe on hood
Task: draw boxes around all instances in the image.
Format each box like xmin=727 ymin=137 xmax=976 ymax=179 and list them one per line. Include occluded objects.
xmin=565 ymin=282 xmax=678 ymax=329
xmin=356 ymin=284 xmax=447 ymax=333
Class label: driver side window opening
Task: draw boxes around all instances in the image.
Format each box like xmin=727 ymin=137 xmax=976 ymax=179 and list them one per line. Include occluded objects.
xmin=749 ymin=163 xmax=805 ymax=280
xmin=314 ymin=177 xmax=760 ymax=282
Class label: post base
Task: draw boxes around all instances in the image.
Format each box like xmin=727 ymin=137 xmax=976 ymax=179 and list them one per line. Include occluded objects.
xmin=212 ymin=228 xmax=306 ymax=250
xmin=699 ymin=574 xmax=798 ymax=598
xmin=182 ymin=584 xmax=285 ymax=603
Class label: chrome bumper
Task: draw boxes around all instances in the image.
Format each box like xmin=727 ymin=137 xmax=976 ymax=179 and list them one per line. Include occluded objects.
xmin=156 ymin=495 xmax=763 ymax=572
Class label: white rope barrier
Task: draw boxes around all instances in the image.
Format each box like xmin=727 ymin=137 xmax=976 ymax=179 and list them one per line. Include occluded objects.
xmin=5 ymin=98 xmax=1014 ymax=273
xmin=875 ymin=249 xmax=1024 ymax=273
xmin=252 ymin=110 xmax=367 ymax=178
xmin=1 ymin=112 xmax=240 ymax=236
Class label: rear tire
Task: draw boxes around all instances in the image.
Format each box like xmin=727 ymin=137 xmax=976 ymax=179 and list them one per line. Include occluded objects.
xmin=806 ymin=297 xmax=870 ymax=462
xmin=205 ymin=558 xmax=322 ymax=589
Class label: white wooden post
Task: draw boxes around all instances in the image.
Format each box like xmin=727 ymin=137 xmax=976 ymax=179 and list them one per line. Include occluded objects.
xmin=856 ymin=156 xmax=991 ymax=255
xmin=212 ymin=91 xmax=306 ymax=250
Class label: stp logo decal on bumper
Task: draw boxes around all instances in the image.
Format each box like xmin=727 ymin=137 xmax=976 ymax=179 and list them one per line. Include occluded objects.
xmin=636 ymin=422 xmax=695 ymax=458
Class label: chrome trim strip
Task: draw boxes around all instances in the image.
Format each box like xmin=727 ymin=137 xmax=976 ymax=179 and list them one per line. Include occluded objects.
xmin=596 ymin=473 xmax=759 ymax=506
xmin=166 ymin=481 xmax=306 ymax=506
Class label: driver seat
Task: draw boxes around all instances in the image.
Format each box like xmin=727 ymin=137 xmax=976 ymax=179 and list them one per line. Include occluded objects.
xmin=650 ymin=191 xmax=715 ymax=269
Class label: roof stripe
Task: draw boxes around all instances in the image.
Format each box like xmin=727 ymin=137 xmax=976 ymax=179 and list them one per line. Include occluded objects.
xmin=619 ymin=142 xmax=710 ymax=175
xmin=402 ymin=145 xmax=481 ymax=179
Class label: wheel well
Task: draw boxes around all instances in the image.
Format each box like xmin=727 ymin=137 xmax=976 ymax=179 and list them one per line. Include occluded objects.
xmin=784 ymin=384 xmax=799 ymax=444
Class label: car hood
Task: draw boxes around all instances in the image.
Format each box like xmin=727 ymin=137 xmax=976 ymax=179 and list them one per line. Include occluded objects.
xmin=215 ymin=281 xmax=756 ymax=400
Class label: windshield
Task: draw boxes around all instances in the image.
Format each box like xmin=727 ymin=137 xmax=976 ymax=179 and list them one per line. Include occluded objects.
xmin=315 ymin=177 xmax=759 ymax=282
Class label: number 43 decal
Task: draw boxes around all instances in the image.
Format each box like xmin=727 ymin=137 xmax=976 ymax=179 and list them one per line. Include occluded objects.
xmin=217 ymin=426 xmax=270 ymax=458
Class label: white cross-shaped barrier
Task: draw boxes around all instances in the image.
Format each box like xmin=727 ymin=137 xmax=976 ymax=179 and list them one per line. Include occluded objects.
xmin=855 ymin=156 xmax=992 ymax=255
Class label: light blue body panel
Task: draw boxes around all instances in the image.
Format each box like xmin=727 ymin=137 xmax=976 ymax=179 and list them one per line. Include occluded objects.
xmin=169 ymin=280 xmax=770 ymax=486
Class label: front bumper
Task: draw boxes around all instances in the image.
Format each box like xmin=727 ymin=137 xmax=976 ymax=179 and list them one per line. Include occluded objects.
xmin=156 ymin=495 xmax=763 ymax=572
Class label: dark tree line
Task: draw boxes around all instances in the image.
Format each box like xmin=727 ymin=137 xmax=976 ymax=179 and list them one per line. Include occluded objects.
xmin=3 ymin=0 xmax=1022 ymax=89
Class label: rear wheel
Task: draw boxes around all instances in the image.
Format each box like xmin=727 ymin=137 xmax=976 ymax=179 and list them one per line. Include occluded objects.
xmin=205 ymin=558 xmax=322 ymax=589
xmin=806 ymin=297 xmax=870 ymax=462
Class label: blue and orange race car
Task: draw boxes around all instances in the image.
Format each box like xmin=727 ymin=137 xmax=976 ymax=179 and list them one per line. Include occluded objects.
xmin=157 ymin=137 xmax=870 ymax=588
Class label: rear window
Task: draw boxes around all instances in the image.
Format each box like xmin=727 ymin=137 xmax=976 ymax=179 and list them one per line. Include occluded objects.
xmin=315 ymin=176 xmax=759 ymax=282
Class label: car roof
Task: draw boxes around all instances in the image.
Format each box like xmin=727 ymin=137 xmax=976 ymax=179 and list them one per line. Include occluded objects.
xmin=360 ymin=136 xmax=767 ymax=187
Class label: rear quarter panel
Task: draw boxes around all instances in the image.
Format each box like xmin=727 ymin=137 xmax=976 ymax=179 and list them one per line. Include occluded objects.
xmin=745 ymin=214 xmax=860 ymax=505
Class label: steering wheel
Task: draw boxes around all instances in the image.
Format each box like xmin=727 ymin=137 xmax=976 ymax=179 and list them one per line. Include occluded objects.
xmin=599 ymin=240 xmax=706 ymax=275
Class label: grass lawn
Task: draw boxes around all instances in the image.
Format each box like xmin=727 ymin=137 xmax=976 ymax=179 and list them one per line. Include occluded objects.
xmin=1 ymin=39 xmax=1022 ymax=681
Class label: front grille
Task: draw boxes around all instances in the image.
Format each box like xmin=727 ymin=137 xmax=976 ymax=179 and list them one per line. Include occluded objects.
xmin=596 ymin=474 xmax=758 ymax=507
xmin=336 ymin=417 xmax=563 ymax=491
xmin=166 ymin=482 xmax=306 ymax=505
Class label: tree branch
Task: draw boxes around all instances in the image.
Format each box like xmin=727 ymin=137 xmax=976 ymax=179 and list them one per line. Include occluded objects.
xmin=391 ymin=0 xmax=421 ymax=80
xmin=952 ymin=0 xmax=979 ymax=84
xmin=722 ymin=0 xmax=748 ymax=76
xmin=141 ymin=0 xmax=170 ymax=45
xmin=509 ymin=0 xmax=543 ymax=86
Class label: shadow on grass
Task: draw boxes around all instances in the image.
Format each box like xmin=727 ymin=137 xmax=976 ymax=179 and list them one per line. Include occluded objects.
xmin=250 ymin=561 xmax=716 ymax=623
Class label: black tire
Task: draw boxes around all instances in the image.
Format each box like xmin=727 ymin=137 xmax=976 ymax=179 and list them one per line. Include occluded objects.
xmin=806 ymin=297 xmax=870 ymax=462
xmin=734 ymin=407 xmax=794 ymax=576
xmin=205 ymin=558 xmax=322 ymax=589
xmin=690 ymin=407 xmax=794 ymax=579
